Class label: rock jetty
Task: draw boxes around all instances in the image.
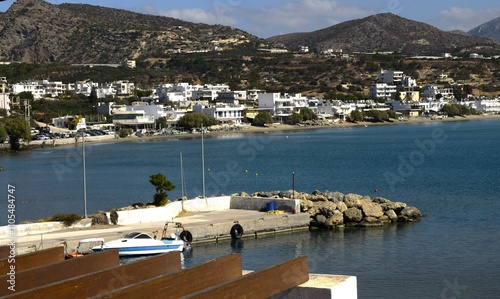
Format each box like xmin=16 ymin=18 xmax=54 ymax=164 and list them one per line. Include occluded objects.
xmin=238 ymin=190 xmax=422 ymax=228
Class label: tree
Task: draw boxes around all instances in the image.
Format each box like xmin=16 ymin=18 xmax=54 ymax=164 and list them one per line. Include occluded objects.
xmin=0 ymin=125 xmax=7 ymax=143
xmin=149 ymin=173 xmax=175 ymax=206
xmin=350 ymin=110 xmax=364 ymax=122
xmin=289 ymin=112 xmax=302 ymax=124
xmin=155 ymin=116 xmax=168 ymax=130
xmin=299 ymin=107 xmax=317 ymax=121
xmin=253 ymin=112 xmax=273 ymax=127
xmin=4 ymin=116 xmax=30 ymax=149
xmin=177 ymin=113 xmax=218 ymax=131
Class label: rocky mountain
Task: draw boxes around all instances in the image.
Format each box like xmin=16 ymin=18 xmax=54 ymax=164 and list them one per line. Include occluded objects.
xmin=0 ymin=0 xmax=261 ymax=63
xmin=266 ymin=13 xmax=499 ymax=55
xmin=468 ymin=16 xmax=500 ymax=42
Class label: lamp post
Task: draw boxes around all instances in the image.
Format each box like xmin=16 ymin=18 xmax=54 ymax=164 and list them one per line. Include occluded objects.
xmin=82 ymin=131 xmax=87 ymax=219
xmin=201 ymin=122 xmax=206 ymax=200
xmin=292 ymin=171 xmax=295 ymax=199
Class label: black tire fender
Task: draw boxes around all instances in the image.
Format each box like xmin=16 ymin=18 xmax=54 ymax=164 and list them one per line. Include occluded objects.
xmin=230 ymin=224 xmax=244 ymax=239
xmin=179 ymin=230 xmax=193 ymax=243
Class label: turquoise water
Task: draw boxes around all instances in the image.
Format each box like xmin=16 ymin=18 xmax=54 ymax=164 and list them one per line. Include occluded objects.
xmin=2 ymin=119 xmax=500 ymax=298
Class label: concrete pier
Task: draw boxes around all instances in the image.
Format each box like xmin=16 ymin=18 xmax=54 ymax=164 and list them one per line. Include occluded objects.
xmin=0 ymin=196 xmax=358 ymax=298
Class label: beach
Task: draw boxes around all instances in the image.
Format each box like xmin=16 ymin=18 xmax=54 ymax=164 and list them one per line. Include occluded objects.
xmin=24 ymin=114 xmax=500 ymax=149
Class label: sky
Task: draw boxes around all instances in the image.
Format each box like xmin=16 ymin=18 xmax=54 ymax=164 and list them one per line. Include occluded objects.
xmin=1 ymin=0 xmax=499 ymax=38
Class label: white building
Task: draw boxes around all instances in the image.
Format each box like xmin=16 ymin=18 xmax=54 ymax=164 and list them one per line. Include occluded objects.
xmin=0 ymin=77 xmax=9 ymax=115
xmin=377 ymin=70 xmax=404 ymax=84
xmin=421 ymin=84 xmax=454 ymax=100
xmin=258 ymin=93 xmax=308 ymax=122
xmin=369 ymin=83 xmax=397 ymax=100
xmin=51 ymin=115 xmax=86 ymax=131
xmin=474 ymin=98 xmax=500 ymax=114
xmin=193 ymin=104 xmax=245 ymax=124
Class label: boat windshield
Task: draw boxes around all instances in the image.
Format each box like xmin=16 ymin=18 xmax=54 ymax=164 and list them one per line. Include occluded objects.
xmin=123 ymin=232 xmax=153 ymax=239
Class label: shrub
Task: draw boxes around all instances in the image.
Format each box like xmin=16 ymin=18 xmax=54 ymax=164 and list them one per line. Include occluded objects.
xmin=49 ymin=213 xmax=82 ymax=227
xmin=118 ymin=128 xmax=133 ymax=138
xmin=109 ymin=210 xmax=119 ymax=225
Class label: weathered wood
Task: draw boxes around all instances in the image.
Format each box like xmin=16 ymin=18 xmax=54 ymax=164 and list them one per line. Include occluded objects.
xmin=182 ymin=256 xmax=309 ymax=299
xmin=0 ymin=245 xmax=12 ymax=259
xmin=0 ymin=249 xmax=120 ymax=296
xmin=0 ymin=246 xmax=65 ymax=273
xmin=4 ymin=251 xmax=182 ymax=299
xmin=98 ymin=253 xmax=243 ymax=299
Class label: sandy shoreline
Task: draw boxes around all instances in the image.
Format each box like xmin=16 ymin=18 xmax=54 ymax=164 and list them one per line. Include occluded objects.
xmin=14 ymin=113 xmax=500 ymax=150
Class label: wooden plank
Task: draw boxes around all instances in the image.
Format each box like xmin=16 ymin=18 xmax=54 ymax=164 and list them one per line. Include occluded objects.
xmin=98 ymin=253 xmax=243 ymax=299
xmin=182 ymin=256 xmax=309 ymax=299
xmin=0 ymin=246 xmax=65 ymax=273
xmin=4 ymin=251 xmax=182 ymax=299
xmin=0 ymin=249 xmax=120 ymax=296
xmin=0 ymin=245 xmax=12 ymax=259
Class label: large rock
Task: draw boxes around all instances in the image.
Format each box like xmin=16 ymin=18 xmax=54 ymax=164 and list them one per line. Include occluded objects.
xmin=344 ymin=193 xmax=363 ymax=208
xmin=399 ymin=206 xmax=422 ymax=222
xmin=300 ymin=199 xmax=314 ymax=213
xmin=324 ymin=191 xmax=345 ymax=203
xmin=361 ymin=202 xmax=384 ymax=218
xmin=373 ymin=197 xmax=392 ymax=204
xmin=360 ymin=217 xmax=383 ymax=227
xmin=308 ymin=194 xmax=329 ymax=202
xmin=380 ymin=202 xmax=407 ymax=212
xmin=336 ymin=201 xmax=348 ymax=213
xmin=326 ymin=210 xmax=344 ymax=226
xmin=385 ymin=209 xmax=398 ymax=222
xmin=344 ymin=207 xmax=363 ymax=222
xmin=317 ymin=201 xmax=337 ymax=218
xmin=315 ymin=214 xmax=327 ymax=225
xmin=360 ymin=196 xmax=372 ymax=204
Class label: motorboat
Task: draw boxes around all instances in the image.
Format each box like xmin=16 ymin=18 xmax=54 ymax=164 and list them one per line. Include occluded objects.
xmin=92 ymin=222 xmax=192 ymax=256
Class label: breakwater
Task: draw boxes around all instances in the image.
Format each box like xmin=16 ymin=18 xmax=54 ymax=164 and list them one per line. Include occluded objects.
xmin=236 ymin=190 xmax=422 ymax=228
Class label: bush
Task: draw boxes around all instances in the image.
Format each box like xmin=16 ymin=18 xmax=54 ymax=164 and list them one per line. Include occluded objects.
xmin=118 ymin=128 xmax=133 ymax=138
xmin=49 ymin=213 xmax=82 ymax=227
xmin=91 ymin=213 xmax=109 ymax=226
xmin=109 ymin=210 xmax=119 ymax=225
xmin=153 ymin=193 xmax=169 ymax=206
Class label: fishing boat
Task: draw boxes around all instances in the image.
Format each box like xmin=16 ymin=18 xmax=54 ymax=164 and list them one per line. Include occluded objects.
xmin=92 ymin=222 xmax=192 ymax=256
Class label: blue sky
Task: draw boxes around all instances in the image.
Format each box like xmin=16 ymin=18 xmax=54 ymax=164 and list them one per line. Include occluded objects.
xmin=1 ymin=0 xmax=499 ymax=37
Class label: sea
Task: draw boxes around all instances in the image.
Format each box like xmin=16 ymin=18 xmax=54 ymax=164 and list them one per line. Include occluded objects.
xmin=1 ymin=119 xmax=499 ymax=298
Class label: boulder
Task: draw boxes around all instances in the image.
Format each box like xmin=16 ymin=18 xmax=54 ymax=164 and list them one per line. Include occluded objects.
xmin=398 ymin=206 xmax=422 ymax=222
xmin=336 ymin=201 xmax=348 ymax=213
xmin=360 ymin=196 xmax=372 ymax=204
xmin=240 ymin=191 xmax=250 ymax=197
xmin=360 ymin=217 xmax=383 ymax=227
xmin=300 ymin=199 xmax=314 ymax=213
xmin=308 ymin=194 xmax=329 ymax=202
xmin=380 ymin=202 xmax=407 ymax=212
xmin=344 ymin=207 xmax=363 ymax=222
xmin=361 ymin=202 xmax=384 ymax=218
xmin=344 ymin=193 xmax=363 ymax=208
xmin=325 ymin=191 xmax=345 ymax=203
xmin=315 ymin=214 xmax=327 ymax=225
xmin=385 ymin=209 xmax=398 ymax=222
xmin=325 ymin=210 xmax=344 ymax=226
xmin=373 ymin=197 xmax=392 ymax=204
xmin=317 ymin=201 xmax=337 ymax=218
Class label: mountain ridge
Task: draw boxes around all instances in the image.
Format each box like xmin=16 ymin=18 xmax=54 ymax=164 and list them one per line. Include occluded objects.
xmin=266 ymin=13 xmax=499 ymax=55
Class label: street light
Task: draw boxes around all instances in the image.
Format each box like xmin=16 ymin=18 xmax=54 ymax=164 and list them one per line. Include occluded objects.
xmin=292 ymin=171 xmax=295 ymax=199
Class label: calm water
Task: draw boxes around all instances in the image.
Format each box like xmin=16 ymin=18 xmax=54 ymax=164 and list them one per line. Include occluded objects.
xmin=2 ymin=119 xmax=500 ymax=298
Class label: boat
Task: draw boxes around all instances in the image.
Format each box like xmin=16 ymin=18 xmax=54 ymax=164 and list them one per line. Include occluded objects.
xmin=91 ymin=222 xmax=192 ymax=256
xmin=64 ymin=237 xmax=105 ymax=259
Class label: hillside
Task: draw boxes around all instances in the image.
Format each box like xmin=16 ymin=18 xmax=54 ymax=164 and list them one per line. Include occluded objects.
xmin=266 ymin=13 xmax=499 ymax=55
xmin=0 ymin=0 xmax=262 ymax=63
xmin=468 ymin=16 xmax=500 ymax=42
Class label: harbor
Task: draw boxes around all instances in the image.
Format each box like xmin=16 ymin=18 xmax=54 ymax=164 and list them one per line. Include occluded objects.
xmin=1 ymin=197 xmax=358 ymax=298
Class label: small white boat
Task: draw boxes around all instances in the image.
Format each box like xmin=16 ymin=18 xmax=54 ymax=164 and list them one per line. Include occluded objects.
xmin=92 ymin=222 xmax=192 ymax=256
